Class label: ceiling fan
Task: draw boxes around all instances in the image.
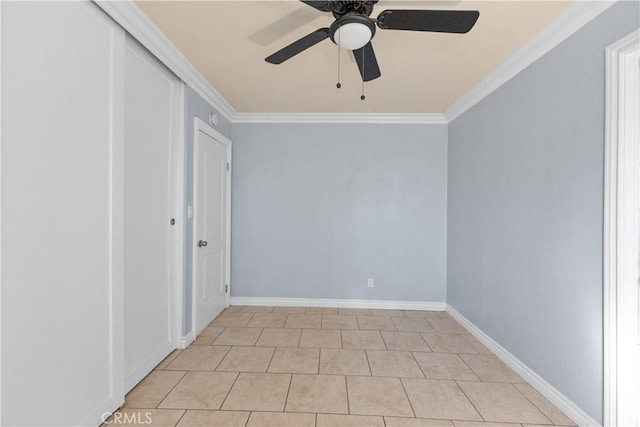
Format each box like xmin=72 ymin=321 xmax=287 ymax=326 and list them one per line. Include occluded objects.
xmin=265 ymin=0 xmax=480 ymax=83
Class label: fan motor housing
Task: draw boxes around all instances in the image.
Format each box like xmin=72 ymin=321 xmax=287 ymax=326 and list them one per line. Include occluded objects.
xmin=331 ymin=0 xmax=378 ymax=18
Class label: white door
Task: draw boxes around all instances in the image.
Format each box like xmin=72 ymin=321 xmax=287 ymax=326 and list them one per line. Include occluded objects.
xmin=193 ymin=121 xmax=231 ymax=335
xmin=123 ymin=38 xmax=180 ymax=391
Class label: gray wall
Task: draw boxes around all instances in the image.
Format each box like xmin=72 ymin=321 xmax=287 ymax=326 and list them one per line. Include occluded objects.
xmin=446 ymin=2 xmax=639 ymax=423
xmin=230 ymin=123 xmax=448 ymax=302
xmin=183 ymin=86 xmax=232 ymax=335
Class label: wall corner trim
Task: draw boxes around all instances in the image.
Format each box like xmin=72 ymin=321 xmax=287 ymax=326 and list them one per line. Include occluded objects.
xmin=231 ymin=297 xmax=446 ymax=311
xmin=179 ymin=331 xmax=195 ymax=349
xmin=443 ymin=0 xmax=616 ymax=123
xmin=446 ymin=305 xmax=600 ymax=427
xmin=95 ymin=0 xmax=237 ymax=122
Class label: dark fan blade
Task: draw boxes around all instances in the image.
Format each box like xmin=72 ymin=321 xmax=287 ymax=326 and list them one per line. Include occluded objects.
xmin=265 ymin=28 xmax=330 ymax=64
xmin=299 ymin=0 xmax=333 ymax=12
xmin=377 ymin=10 xmax=479 ymax=33
xmin=353 ymin=42 xmax=381 ymax=82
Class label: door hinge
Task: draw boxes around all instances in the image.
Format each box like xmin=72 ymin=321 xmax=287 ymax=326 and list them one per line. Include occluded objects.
xmin=226 ymin=162 xmax=230 ymax=171
xmin=225 ymin=285 xmax=228 ymax=293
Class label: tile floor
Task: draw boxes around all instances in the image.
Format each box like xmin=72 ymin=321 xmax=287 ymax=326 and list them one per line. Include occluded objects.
xmin=116 ymin=306 xmax=577 ymax=427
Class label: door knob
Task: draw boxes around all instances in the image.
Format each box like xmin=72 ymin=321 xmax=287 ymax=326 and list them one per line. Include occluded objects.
xmin=198 ymin=240 xmax=208 ymax=247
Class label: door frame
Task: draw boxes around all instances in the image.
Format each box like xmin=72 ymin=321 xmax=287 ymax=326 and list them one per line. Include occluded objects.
xmin=192 ymin=118 xmax=232 ymax=335
xmin=603 ymin=29 xmax=640 ymax=427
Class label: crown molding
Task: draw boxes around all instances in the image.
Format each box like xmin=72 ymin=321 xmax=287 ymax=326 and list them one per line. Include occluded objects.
xmin=444 ymin=0 xmax=616 ymax=123
xmin=95 ymin=0 xmax=237 ymax=122
xmin=233 ymin=113 xmax=447 ymax=124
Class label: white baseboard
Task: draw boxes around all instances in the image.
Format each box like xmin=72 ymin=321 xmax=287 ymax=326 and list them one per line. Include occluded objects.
xmin=124 ymin=342 xmax=175 ymax=393
xmin=230 ymin=297 xmax=446 ymax=311
xmin=179 ymin=331 xmax=195 ymax=349
xmin=446 ymin=305 xmax=600 ymax=427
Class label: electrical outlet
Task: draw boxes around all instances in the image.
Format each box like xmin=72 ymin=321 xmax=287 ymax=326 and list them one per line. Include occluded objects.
xmin=367 ymin=278 xmax=374 ymax=288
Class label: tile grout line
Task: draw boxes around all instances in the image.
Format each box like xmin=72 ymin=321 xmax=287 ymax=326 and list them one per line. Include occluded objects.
xmin=398 ymin=377 xmax=418 ymax=418
xmin=282 ymin=373 xmax=294 ymax=413
xmin=264 ymin=346 xmax=277 ymax=374
xmin=154 ymin=370 xmax=188 ymax=409
xmin=218 ymin=371 xmax=241 ymax=411
xmin=454 ymin=379 xmax=486 ymax=422
xmin=171 ymin=409 xmax=188 ymax=427
xmin=510 ymin=383 xmax=555 ymax=425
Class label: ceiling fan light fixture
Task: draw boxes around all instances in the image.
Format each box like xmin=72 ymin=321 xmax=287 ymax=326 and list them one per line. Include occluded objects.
xmin=330 ymin=15 xmax=376 ymax=50
xmin=334 ymin=22 xmax=371 ymax=50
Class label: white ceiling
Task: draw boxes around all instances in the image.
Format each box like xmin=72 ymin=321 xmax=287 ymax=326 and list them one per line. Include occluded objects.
xmin=135 ymin=0 xmax=572 ymax=114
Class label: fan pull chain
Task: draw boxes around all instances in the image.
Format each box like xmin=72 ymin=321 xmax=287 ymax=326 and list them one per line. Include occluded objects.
xmin=336 ymin=33 xmax=342 ymax=89
xmin=360 ymin=48 xmax=366 ymax=101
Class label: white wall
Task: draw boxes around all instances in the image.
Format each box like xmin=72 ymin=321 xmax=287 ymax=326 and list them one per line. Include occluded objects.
xmin=1 ymin=2 xmax=124 ymax=425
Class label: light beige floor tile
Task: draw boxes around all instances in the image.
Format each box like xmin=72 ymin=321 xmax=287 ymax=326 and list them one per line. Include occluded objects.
xmin=370 ymin=309 xmax=406 ymax=317
xmin=452 ymin=422 xmax=522 ymax=427
xmin=273 ymin=306 xmax=307 ymax=314
xmin=299 ymin=329 xmax=342 ymax=348
xmin=247 ymin=312 xmax=288 ymax=328
xmin=268 ymin=347 xmax=319 ymax=374
xmin=385 ymin=417 xmax=454 ymax=427
xmin=111 ymin=408 xmax=185 ymax=426
xmin=401 ymin=378 xmax=481 ymax=421
xmin=317 ymin=414 xmax=385 ymax=426
xmin=125 ymin=371 xmax=187 ymax=408
xmin=522 ymin=425 xmax=574 ymax=427
xmin=458 ymin=381 xmax=550 ymax=424
xmin=285 ymin=313 xmax=322 ymax=329
xmin=221 ymin=372 xmax=291 ymax=411
xmin=210 ymin=312 xmax=254 ymax=327
xmin=341 ymin=330 xmax=386 ymax=350
xmin=514 ymin=383 xmax=576 ymax=425
xmin=176 ymin=410 xmax=249 ymax=427
xmin=155 ymin=350 xmax=183 ymax=370
xmin=347 ymin=376 xmax=414 ymax=417
xmin=322 ymin=314 xmax=358 ymax=329
xmin=392 ymin=317 xmax=435 ymax=332
xmin=199 ymin=326 xmax=225 ymax=338
xmin=320 ymin=348 xmax=370 ymax=375
xmin=192 ymin=335 xmax=216 ymax=346
xmin=216 ymin=346 xmax=274 ymax=372
xmin=413 ymin=352 xmax=479 ymax=380
xmin=222 ymin=305 xmax=244 ymax=312
xmin=247 ymin=412 xmax=316 ymax=427
xmin=256 ymin=328 xmax=301 ymax=347
xmin=357 ymin=315 xmax=397 ymax=331
xmin=402 ymin=310 xmax=434 ymax=318
xmin=367 ymin=350 xmax=424 ymax=378
xmin=427 ymin=318 xmax=468 ymax=333
xmin=420 ymin=333 xmax=477 ymax=354
xmin=285 ymin=374 xmax=348 ymax=414
xmin=460 ymin=355 xmax=523 ymax=383
xmin=212 ymin=327 xmax=263 ymax=346
xmin=158 ymin=372 xmax=237 ymax=410
xmin=241 ymin=306 xmax=274 ymax=313
xmin=338 ymin=308 xmax=371 ymax=315
xmin=382 ymin=332 xmax=431 ymax=352
xmin=306 ymin=307 xmax=339 ymax=314
xmin=462 ymin=335 xmax=492 ymax=354
xmin=165 ymin=346 xmax=230 ymax=371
